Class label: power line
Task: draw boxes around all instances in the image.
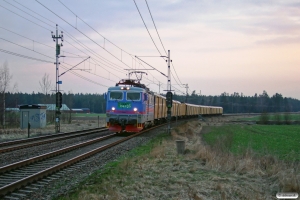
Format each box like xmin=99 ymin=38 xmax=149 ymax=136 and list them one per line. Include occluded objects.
xmin=144 ymin=0 xmax=167 ymax=55
xmin=61 ymin=61 xmax=117 ymax=83
xmin=3 ymin=0 xmax=183 ymax=92
xmin=171 ymin=62 xmax=185 ymax=87
xmin=0 ymin=38 xmax=117 ymax=85
xmin=144 ymin=0 xmax=185 ymax=88
xmin=0 ymin=37 xmax=54 ymax=60
xmin=57 ymin=0 xmax=132 ymax=57
xmin=0 ymin=48 xmax=53 ymax=63
xmin=0 ymin=26 xmax=84 ymax=58
xmin=12 ymin=0 xmax=56 ymax=24
xmin=134 ymin=1 xmax=185 ymax=93
xmin=9 ymin=0 xmax=130 ymax=74
xmin=133 ymin=0 xmax=163 ymax=56
xmin=3 ymin=0 xmax=53 ymax=28
xmin=35 ymin=0 xmax=133 ymax=70
xmin=62 ymin=32 xmax=125 ymax=73
xmin=60 ymin=64 xmax=109 ymax=87
xmin=0 ymin=3 xmax=51 ymax=31
xmin=22 ymin=0 xmax=124 ymax=71
xmin=3 ymin=0 xmax=128 ymax=78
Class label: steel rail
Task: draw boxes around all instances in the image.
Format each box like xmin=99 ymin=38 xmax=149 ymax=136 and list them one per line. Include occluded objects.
xmin=0 ymin=124 xmax=165 ymax=197
xmin=0 ymin=127 xmax=106 ymax=147
xmin=0 ymin=127 xmax=108 ymax=153
xmin=0 ymin=133 xmax=116 ymax=174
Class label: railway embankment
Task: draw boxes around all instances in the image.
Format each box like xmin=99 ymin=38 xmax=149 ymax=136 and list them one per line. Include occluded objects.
xmin=53 ymin=116 xmax=300 ymax=200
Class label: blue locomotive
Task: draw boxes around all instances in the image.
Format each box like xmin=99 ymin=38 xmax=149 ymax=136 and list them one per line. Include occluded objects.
xmin=105 ymin=79 xmax=154 ymax=132
xmin=105 ymin=78 xmax=223 ymax=133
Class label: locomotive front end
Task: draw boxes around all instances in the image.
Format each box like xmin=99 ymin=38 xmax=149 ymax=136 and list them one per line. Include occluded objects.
xmin=106 ymin=86 xmax=146 ymax=133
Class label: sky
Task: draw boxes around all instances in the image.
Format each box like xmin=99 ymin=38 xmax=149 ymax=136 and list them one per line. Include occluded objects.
xmin=0 ymin=0 xmax=300 ymax=99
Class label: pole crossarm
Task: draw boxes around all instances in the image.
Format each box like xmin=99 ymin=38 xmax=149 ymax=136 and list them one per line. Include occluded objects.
xmin=59 ymin=56 xmax=90 ymax=77
xmin=135 ymin=56 xmax=167 ymax=77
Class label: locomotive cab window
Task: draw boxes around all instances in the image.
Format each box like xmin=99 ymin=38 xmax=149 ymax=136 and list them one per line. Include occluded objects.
xmin=126 ymin=92 xmax=141 ymax=101
xmin=109 ymin=91 xmax=123 ymax=100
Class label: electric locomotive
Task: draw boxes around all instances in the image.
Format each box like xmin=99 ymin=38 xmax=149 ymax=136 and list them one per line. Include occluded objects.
xmin=105 ymin=79 xmax=154 ymax=133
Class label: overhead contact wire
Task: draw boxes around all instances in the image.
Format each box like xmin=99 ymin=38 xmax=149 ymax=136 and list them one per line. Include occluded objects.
xmin=133 ymin=0 xmax=163 ymax=56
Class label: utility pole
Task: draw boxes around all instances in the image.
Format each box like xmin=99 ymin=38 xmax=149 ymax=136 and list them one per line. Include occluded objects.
xmin=166 ymin=50 xmax=172 ymax=134
xmin=185 ymin=84 xmax=189 ymax=103
xmin=52 ymin=24 xmax=63 ymax=133
xmin=158 ymin=81 xmax=162 ymax=94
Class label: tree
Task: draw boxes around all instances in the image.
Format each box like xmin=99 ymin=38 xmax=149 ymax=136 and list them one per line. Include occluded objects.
xmin=0 ymin=61 xmax=13 ymax=129
xmin=39 ymin=73 xmax=53 ymax=103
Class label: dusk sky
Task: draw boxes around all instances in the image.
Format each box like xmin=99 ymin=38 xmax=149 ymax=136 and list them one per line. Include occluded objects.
xmin=0 ymin=0 xmax=299 ymax=99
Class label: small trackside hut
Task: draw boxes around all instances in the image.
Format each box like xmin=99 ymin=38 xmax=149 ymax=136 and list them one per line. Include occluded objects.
xmin=20 ymin=104 xmax=47 ymax=129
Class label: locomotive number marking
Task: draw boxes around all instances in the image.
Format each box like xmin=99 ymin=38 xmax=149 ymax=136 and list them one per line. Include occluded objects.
xmin=118 ymin=102 xmax=131 ymax=109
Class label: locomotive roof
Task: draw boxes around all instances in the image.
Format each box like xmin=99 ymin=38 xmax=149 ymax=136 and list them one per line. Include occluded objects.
xmin=108 ymin=86 xmax=146 ymax=92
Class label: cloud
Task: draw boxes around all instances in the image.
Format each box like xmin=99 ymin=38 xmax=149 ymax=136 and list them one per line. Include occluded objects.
xmin=256 ymin=36 xmax=300 ymax=45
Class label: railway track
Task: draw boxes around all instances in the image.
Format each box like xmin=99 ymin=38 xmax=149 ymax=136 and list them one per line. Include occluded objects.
xmin=0 ymin=127 xmax=108 ymax=153
xmin=0 ymin=124 xmax=166 ymax=199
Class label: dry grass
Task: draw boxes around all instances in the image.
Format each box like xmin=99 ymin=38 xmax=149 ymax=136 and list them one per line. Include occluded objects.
xmin=60 ymin=119 xmax=300 ymax=200
xmin=0 ymin=119 xmax=106 ymax=141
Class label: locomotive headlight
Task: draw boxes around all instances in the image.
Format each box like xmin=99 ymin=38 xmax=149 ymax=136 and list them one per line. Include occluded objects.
xmin=133 ymin=107 xmax=138 ymax=112
xmin=121 ymin=87 xmax=124 ymax=90
xmin=112 ymin=107 xmax=115 ymax=111
xmin=126 ymin=87 xmax=130 ymax=90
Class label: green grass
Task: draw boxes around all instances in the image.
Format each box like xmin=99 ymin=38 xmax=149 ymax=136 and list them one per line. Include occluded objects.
xmin=202 ymin=125 xmax=300 ymax=161
xmin=55 ymin=132 xmax=169 ymax=200
xmin=240 ymin=114 xmax=300 ymax=121
xmin=72 ymin=113 xmax=106 ymax=118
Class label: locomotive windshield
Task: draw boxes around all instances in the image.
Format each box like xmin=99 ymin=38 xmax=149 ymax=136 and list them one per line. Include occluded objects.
xmin=126 ymin=92 xmax=141 ymax=101
xmin=109 ymin=91 xmax=123 ymax=100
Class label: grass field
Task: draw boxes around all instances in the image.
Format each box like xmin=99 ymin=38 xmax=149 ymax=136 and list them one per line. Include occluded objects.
xmin=54 ymin=121 xmax=300 ymax=199
xmin=240 ymin=113 xmax=300 ymax=121
xmin=202 ymin=125 xmax=300 ymax=161
xmin=72 ymin=113 xmax=106 ymax=118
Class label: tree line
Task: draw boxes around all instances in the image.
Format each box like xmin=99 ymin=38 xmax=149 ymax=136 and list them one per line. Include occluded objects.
xmin=5 ymin=92 xmax=106 ymax=113
xmin=2 ymin=90 xmax=299 ymax=114
xmin=173 ymin=90 xmax=300 ymax=113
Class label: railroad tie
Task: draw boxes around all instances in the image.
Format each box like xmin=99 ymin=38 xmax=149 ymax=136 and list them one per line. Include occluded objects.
xmin=3 ymin=196 xmax=20 ymax=200
xmin=30 ymin=183 xmax=44 ymax=187
xmin=42 ymin=178 xmax=54 ymax=182
xmin=24 ymin=186 xmax=39 ymax=190
xmin=10 ymin=192 xmax=27 ymax=197
xmin=50 ymin=175 xmax=61 ymax=178
xmin=37 ymin=180 xmax=49 ymax=184
xmin=18 ymin=189 xmax=33 ymax=193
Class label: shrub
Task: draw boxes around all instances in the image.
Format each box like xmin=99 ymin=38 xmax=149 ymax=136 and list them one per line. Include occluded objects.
xmin=259 ymin=111 xmax=269 ymax=124
xmin=284 ymin=113 xmax=292 ymax=125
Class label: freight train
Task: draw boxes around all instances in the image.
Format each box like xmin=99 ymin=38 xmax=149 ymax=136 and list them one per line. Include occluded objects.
xmin=105 ymin=79 xmax=223 ymax=133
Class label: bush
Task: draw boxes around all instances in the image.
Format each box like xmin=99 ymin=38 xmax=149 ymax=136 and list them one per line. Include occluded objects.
xmin=259 ymin=111 xmax=269 ymax=124
xmin=284 ymin=113 xmax=292 ymax=125
xmin=274 ymin=113 xmax=281 ymax=125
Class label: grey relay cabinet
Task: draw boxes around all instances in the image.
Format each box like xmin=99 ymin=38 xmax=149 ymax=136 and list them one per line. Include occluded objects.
xmin=20 ymin=105 xmax=47 ymax=129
